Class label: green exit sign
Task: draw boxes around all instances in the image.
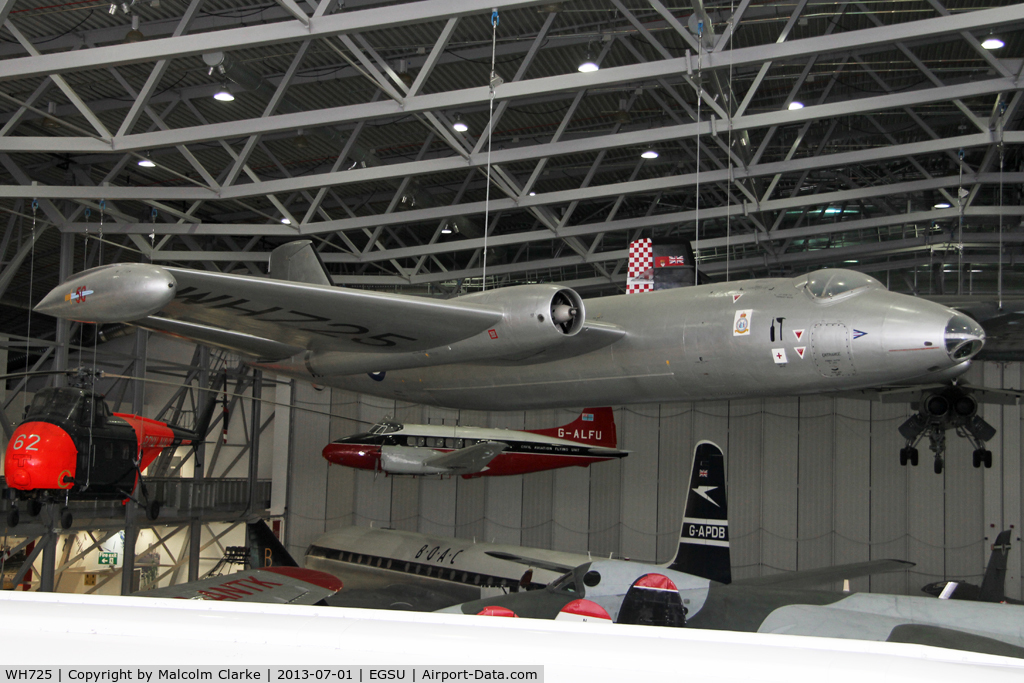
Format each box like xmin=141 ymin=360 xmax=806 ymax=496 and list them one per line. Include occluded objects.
xmin=98 ymin=552 xmax=118 ymax=566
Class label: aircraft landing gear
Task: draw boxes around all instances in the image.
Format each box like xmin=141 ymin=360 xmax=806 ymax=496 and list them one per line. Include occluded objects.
xmin=146 ymin=500 xmax=161 ymax=521
xmin=898 ymin=385 xmax=997 ymax=474
xmin=6 ymin=508 xmax=19 ymax=528
xmin=27 ymin=499 xmax=42 ymax=517
xmin=899 ymin=447 xmax=919 ymax=467
xmin=972 ymin=448 xmax=993 ymax=469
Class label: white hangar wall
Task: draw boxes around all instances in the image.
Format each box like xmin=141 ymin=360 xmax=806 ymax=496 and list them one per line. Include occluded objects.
xmin=282 ymin=361 xmax=1022 ymax=600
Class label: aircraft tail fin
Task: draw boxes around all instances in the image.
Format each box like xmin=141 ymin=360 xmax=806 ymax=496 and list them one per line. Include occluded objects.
xmin=525 ymin=407 xmax=617 ymax=448
xmin=247 ymin=519 xmax=299 ymax=568
xmin=627 ymin=239 xmax=705 ymax=294
xmin=979 ymin=530 xmax=1011 ymax=602
xmin=666 ymin=440 xmax=731 ymax=584
xmin=269 ymin=240 xmax=332 ymax=286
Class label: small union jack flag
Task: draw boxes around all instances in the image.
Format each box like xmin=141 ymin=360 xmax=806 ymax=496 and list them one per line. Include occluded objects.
xmin=667 ymin=256 xmax=688 ymax=265
xmin=699 ymin=468 xmax=708 ymax=478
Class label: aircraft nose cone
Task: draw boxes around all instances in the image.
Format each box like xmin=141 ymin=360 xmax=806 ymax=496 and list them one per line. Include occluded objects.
xmin=944 ymin=312 xmax=985 ymax=361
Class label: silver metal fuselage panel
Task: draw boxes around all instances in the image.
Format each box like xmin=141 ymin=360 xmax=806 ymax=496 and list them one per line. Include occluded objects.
xmin=283 ymin=277 xmax=968 ymax=410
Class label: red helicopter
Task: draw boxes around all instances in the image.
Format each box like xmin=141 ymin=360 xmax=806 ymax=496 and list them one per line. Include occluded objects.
xmin=3 ymin=369 xmax=221 ymax=529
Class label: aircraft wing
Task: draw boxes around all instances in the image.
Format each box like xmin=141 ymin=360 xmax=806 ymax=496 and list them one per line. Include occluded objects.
xmin=732 ymin=559 xmax=914 ymax=588
xmin=161 ymin=267 xmax=503 ymax=355
xmin=423 ymin=441 xmax=507 ymax=473
xmin=484 ymin=551 xmax=576 ymax=574
xmin=36 ymin=241 xmax=627 ymax=369
xmin=138 ymin=566 xmax=342 ymax=605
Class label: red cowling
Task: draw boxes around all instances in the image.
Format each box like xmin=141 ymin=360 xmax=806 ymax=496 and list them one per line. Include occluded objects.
xmin=321 ymin=444 xmax=381 ymax=471
xmin=4 ymin=422 xmax=78 ymax=491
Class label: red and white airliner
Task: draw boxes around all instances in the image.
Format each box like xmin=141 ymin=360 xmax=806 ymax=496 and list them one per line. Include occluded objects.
xmin=322 ymin=408 xmax=627 ymax=477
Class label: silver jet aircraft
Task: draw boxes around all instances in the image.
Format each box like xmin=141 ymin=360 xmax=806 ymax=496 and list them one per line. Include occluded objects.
xmin=36 ymin=241 xmax=984 ymax=415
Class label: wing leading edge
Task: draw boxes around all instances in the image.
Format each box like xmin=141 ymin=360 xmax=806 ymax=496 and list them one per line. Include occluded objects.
xmin=36 ymin=241 xmax=626 ymax=372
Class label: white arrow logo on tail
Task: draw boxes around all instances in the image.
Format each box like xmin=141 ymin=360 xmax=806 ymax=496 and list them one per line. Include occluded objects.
xmin=693 ymin=486 xmax=720 ymax=507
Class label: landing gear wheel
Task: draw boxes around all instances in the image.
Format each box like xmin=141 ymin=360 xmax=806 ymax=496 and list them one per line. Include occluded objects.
xmin=6 ymin=508 xmax=19 ymax=528
xmin=27 ymin=499 xmax=42 ymax=517
xmin=983 ymin=450 xmax=993 ymax=468
xmin=973 ymin=449 xmax=984 ymax=468
xmin=59 ymin=508 xmax=73 ymax=530
xmin=934 ymin=456 xmax=944 ymax=475
xmin=910 ymin=448 xmax=919 ymax=467
xmin=146 ymin=500 xmax=161 ymax=521
xmin=900 ymin=448 xmax=909 ymax=466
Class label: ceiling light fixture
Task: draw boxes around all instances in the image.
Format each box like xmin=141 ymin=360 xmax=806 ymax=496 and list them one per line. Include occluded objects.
xmin=933 ymin=202 xmax=951 ymax=209
xmin=788 ymin=101 xmax=804 ymax=110
xmin=137 ymin=155 xmax=155 ymax=168
xmin=441 ymin=224 xmax=452 ymax=234
xmin=452 ymin=114 xmax=468 ymax=132
xmin=124 ymin=14 xmax=143 ymax=43
xmin=280 ymin=217 xmax=291 ymax=225
xmin=981 ymin=34 xmax=1004 ymax=50
xmin=641 ymin=149 xmax=659 ymax=160
xmin=578 ymin=59 xmax=599 ymax=73
xmin=213 ymin=88 xmax=234 ymax=102
xmin=41 ymin=101 xmax=61 ymax=129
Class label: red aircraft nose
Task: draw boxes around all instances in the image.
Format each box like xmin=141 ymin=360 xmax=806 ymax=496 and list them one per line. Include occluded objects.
xmin=4 ymin=422 xmax=78 ymax=491
xmin=321 ymin=443 xmax=381 ymax=471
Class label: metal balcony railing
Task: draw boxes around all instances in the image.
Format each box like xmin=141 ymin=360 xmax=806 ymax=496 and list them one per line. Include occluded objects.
xmin=0 ymin=477 xmax=272 ymax=531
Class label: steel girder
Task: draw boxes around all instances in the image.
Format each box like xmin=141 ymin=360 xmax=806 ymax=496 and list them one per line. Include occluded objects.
xmin=0 ymin=0 xmax=1021 ymax=298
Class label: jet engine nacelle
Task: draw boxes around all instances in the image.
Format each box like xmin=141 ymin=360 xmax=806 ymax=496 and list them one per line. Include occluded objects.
xmin=456 ymin=284 xmax=586 ymax=362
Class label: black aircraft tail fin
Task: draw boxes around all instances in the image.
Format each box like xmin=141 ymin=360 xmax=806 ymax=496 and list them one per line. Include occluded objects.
xmin=247 ymin=519 xmax=299 ymax=568
xmin=979 ymin=529 xmax=1011 ymax=602
xmin=666 ymin=440 xmax=731 ymax=584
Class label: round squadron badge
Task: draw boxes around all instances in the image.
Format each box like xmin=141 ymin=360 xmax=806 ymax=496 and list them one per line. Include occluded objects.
xmin=733 ymin=309 xmax=753 ymax=336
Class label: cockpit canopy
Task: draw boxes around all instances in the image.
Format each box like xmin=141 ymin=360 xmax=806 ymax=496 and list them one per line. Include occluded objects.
xmin=25 ymin=387 xmax=110 ymax=425
xmin=803 ymin=269 xmax=882 ymax=300
xmin=367 ymin=420 xmax=403 ymax=435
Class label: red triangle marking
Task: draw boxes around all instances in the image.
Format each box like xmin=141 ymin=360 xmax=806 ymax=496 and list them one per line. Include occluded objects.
xmin=795 ymin=347 xmax=806 ymax=359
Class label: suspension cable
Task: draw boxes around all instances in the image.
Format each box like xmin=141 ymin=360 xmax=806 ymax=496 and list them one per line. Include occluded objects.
xmin=694 ymin=20 xmax=703 ymax=263
xmin=726 ymin=2 xmax=735 ymax=283
xmin=956 ymin=148 xmax=965 ymax=295
xmin=23 ymin=200 xmax=37 ymax=415
xmin=998 ymin=99 xmax=1006 ymax=311
xmin=482 ymin=8 xmax=499 ymax=292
